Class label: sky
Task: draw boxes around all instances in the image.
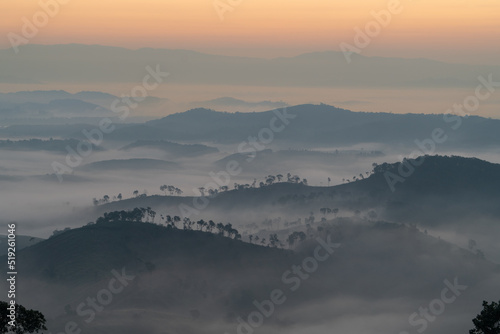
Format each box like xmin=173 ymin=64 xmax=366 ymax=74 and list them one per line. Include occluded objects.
xmin=1 ymin=0 xmax=499 ymax=64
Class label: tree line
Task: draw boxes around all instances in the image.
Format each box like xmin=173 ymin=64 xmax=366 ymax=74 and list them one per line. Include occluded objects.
xmin=86 ymin=208 xmax=316 ymax=250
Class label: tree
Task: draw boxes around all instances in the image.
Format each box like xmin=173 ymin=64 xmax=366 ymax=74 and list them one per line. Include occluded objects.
xmin=320 ymin=208 xmax=332 ymax=216
xmin=286 ymin=231 xmax=306 ymax=248
xmin=183 ymin=217 xmax=192 ymax=230
xmin=223 ymin=223 xmax=234 ymax=237
xmin=173 ymin=216 xmax=181 ymax=228
xmin=266 ymin=175 xmax=276 ymax=185
xmin=167 ymin=185 xmax=177 ymax=195
xmin=0 ymin=301 xmax=47 ymax=334
xmin=216 ymin=223 xmax=225 ymax=236
xmin=197 ymin=219 xmax=206 ymax=230
xmin=208 ymin=220 xmax=216 ymax=232
xmin=469 ymin=300 xmax=500 ymax=334
xmin=269 ymin=234 xmax=280 ymax=248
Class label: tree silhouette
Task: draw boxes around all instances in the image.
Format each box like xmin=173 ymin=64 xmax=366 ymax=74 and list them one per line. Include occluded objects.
xmin=0 ymin=301 xmax=47 ymax=334
xmin=197 ymin=219 xmax=206 ymax=230
xmin=183 ymin=217 xmax=191 ymax=230
xmin=216 ymin=223 xmax=225 ymax=236
xmin=266 ymin=175 xmax=276 ymax=185
xmin=223 ymin=223 xmax=234 ymax=237
xmin=173 ymin=216 xmax=181 ymax=228
xmin=208 ymin=188 xmax=218 ymax=197
xmin=269 ymin=234 xmax=280 ymax=247
xmin=286 ymin=231 xmax=306 ymax=248
xmin=469 ymin=300 xmax=500 ymax=334
xmin=208 ymin=220 xmax=216 ymax=232
xmin=320 ymin=207 xmax=332 ymax=216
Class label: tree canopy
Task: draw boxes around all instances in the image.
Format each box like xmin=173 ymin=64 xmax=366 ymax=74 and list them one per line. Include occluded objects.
xmin=0 ymin=301 xmax=47 ymax=334
xmin=470 ymin=300 xmax=500 ymax=334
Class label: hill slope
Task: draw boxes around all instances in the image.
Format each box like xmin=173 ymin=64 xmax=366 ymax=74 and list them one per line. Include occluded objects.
xmin=3 ymin=219 xmax=498 ymax=334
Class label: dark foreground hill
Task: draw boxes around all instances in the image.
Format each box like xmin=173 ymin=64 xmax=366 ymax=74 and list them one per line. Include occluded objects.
xmin=2 ymin=218 xmax=498 ymax=334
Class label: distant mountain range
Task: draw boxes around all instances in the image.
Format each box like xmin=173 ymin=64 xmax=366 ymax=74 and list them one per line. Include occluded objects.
xmin=81 ymin=158 xmax=179 ymax=171
xmin=0 ymin=90 xmax=116 ymax=104
xmin=121 ymin=140 xmax=219 ymax=158
xmin=0 ymin=90 xmax=168 ymax=124
xmin=105 ymin=104 xmax=500 ymax=149
xmin=189 ymin=97 xmax=289 ymax=112
xmin=1 ymin=44 xmax=498 ymax=87
xmin=0 ymin=138 xmax=103 ymax=153
xmin=2 ymin=103 xmax=498 ymax=151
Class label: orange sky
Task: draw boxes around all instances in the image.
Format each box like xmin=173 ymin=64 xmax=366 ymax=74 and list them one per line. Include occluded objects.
xmin=1 ymin=0 xmax=499 ymax=64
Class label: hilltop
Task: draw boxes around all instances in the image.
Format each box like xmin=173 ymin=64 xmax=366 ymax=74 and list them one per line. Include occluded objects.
xmin=3 ymin=215 xmax=498 ymax=334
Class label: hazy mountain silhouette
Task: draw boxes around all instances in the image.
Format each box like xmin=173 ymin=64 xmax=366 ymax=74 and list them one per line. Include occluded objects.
xmin=1 ymin=45 xmax=499 ymax=88
xmin=110 ymin=104 xmax=500 ymax=149
xmin=81 ymin=159 xmax=179 ymax=171
xmin=121 ymin=140 xmax=218 ymax=158
xmin=2 ymin=104 xmax=499 ymax=151
xmin=96 ymin=155 xmax=500 ymax=229
xmin=189 ymin=97 xmax=289 ymax=112
xmin=0 ymin=234 xmax=44 ymax=255
xmin=0 ymin=138 xmax=103 ymax=153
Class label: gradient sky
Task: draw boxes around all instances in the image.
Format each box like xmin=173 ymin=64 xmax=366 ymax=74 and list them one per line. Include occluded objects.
xmin=1 ymin=0 xmax=499 ymax=64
